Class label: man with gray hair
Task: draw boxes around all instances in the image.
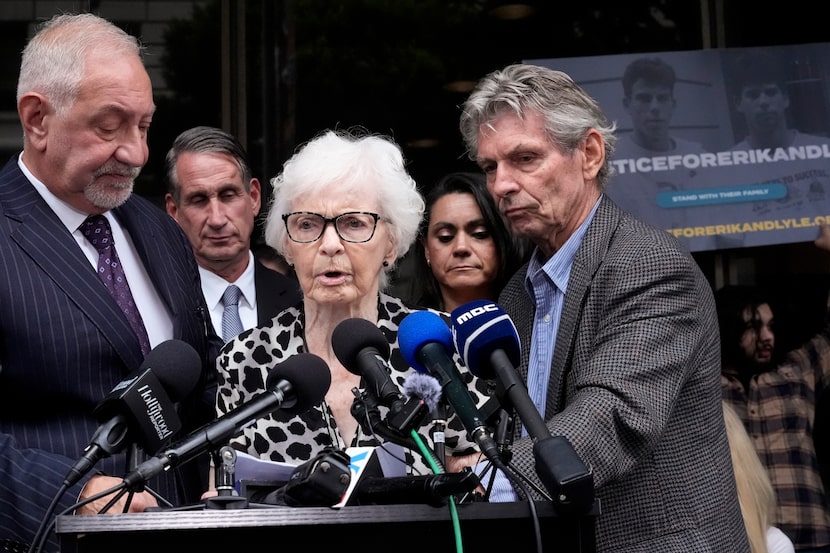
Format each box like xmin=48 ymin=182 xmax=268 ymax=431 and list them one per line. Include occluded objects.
xmin=456 ymin=63 xmax=750 ymax=552
xmin=0 ymin=13 xmax=219 ymax=552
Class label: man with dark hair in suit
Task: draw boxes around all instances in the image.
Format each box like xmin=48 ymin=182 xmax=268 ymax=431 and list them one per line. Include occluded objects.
xmin=164 ymin=126 xmax=302 ymax=344
xmin=0 ymin=13 xmax=221 ymax=552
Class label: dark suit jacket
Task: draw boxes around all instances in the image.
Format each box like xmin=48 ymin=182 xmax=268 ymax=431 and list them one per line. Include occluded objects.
xmin=0 ymin=157 xmax=221 ymax=551
xmin=253 ymin=259 xmax=302 ymax=325
xmin=499 ymin=196 xmax=749 ymax=552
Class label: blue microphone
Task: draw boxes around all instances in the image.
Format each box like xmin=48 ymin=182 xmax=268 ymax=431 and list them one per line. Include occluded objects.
xmin=449 ymin=300 xmax=550 ymax=437
xmin=398 ymin=310 xmax=500 ymax=463
xmin=451 ymin=300 xmax=594 ymax=512
xmin=450 ymin=300 xmax=521 ymax=375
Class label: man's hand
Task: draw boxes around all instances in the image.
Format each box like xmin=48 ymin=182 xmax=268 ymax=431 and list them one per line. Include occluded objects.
xmin=76 ymin=474 xmax=159 ymax=515
xmin=444 ymin=451 xmax=483 ymax=473
xmin=815 ymin=223 xmax=830 ymax=252
xmin=445 ymin=451 xmax=488 ymax=496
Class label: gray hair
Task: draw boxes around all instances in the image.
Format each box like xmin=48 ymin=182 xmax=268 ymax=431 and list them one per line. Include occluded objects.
xmin=165 ymin=126 xmax=253 ymax=203
xmin=264 ymin=129 xmax=425 ymax=289
xmin=459 ymin=63 xmax=618 ymax=190
xmin=17 ymin=13 xmax=144 ymax=116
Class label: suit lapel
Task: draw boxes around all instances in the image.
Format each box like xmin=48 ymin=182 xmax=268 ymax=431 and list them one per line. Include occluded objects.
xmin=254 ymin=259 xmax=302 ymax=324
xmin=547 ymin=196 xmax=619 ymax=415
xmin=0 ymin=161 xmax=144 ymax=370
xmin=254 ymin=259 xmax=280 ymax=325
xmin=112 ymin=201 xmax=170 ymax=307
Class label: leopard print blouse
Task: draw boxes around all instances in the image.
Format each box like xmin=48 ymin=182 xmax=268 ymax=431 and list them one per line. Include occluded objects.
xmin=215 ymin=292 xmax=494 ymax=476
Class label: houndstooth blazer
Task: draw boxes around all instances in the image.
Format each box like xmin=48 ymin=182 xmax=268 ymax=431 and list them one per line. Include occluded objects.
xmin=499 ymin=195 xmax=750 ymax=553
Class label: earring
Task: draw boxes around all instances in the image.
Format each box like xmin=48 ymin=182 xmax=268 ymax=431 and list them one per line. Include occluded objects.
xmin=383 ymin=260 xmax=389 ymax=267
xmin=426 ymin=259 xmax=431 ymax=267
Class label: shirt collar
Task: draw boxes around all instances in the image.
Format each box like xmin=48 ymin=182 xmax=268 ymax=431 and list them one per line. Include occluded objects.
xmin=19 ymin=153 xmax=97 ymax=233
xmin=525 ymin=196 xmax=602 ymax=294
xmin=199 ymin=250 xmax=257 ymax=309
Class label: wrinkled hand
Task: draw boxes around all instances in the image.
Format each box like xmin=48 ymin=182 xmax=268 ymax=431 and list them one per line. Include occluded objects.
xmin=445 ymin=451 xmax=487 ymax=496
xmin=76 ymin=474 xmax=158 ymax=515
xmin=444 ymin=451 xmax=483 ymax=473
xmin=816 ymin=223 xmax=830 ymax=252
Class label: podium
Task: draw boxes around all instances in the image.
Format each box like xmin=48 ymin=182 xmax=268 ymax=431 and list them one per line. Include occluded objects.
xmin=57 ymin=501 xmax=598 ymax=552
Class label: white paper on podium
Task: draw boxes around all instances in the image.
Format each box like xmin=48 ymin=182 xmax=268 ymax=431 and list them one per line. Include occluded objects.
xmin=233 ymin=451 xmax=297 ymax=489
xmin=233 ymin=444 xmax=407 ymax=506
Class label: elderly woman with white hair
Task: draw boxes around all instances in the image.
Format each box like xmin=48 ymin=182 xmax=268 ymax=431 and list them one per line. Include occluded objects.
xmin=214 ymin=129 xmax=492 ymax=479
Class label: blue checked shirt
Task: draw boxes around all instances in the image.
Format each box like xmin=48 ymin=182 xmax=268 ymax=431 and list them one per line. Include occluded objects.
xmin=485 ymin=200 xmax=599 ymax=502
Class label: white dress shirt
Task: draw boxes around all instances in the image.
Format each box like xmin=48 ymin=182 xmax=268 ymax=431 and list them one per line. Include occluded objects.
xmin=20 ymin=155 xmax=174 ymax=348
xmin=199 ymin=250 xmax=257 ymax=335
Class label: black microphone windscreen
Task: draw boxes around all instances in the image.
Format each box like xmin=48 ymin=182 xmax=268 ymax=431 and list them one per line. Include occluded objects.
xmin=140 ymin=339 xmax=202 ymax=400
xmin=331 ymin=318 xmax=391 ymax=375
xmin=266 ymin=352 xmax=331 ymax=415
xmin=92 ymin=339 xmax=200 ymax=424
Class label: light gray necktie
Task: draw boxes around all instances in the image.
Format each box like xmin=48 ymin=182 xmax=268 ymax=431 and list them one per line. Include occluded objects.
xmin=221 ymin=285 xmax=245 ymax=343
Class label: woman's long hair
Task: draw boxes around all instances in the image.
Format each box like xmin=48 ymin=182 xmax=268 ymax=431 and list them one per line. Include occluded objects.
xmin=723 ymin=401 xmax=777 ymax=553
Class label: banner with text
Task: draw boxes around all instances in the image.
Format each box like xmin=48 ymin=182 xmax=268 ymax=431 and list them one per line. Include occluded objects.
xmin=528 ymin=43 xmax=830 ymax=251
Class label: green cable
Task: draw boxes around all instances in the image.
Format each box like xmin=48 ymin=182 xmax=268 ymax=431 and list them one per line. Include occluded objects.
xmin=410 ymin=430 xmax=463 ymax=553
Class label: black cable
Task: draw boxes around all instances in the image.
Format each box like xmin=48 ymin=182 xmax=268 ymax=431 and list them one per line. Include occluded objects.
xmin=498 ymin=463 xmax=544 ymax=553
xmin=96 ymin=487 xmax=130 ymax=514
xmin=505 ymin=460 xmax=553 ymax=502
xmin=26 ymin=483 xmax=68 ymax=553
xmin=29 ymin=481 xmax=130 ymax=553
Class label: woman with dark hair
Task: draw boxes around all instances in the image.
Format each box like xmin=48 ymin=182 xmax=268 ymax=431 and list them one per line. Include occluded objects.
xmin=411 ymin=172 xmax=528 ymax=311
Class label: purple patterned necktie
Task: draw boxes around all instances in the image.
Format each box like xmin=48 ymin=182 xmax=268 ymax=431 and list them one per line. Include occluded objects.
xmin=80 ymin=215 xmax=151 ymax=356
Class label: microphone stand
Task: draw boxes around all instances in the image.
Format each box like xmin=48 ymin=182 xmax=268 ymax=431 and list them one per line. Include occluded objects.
xmin=123 ymin=443 xmax=172 ymax=509
xmin=493 ymin=408 xmax=514 ymax=464
xmin=203 ymin=445 xmax=249 ymax=509
xmin=430 ymin=401 xmax=447 ymax=471
xmin=350 ymin=388 xmax=428 ymax=451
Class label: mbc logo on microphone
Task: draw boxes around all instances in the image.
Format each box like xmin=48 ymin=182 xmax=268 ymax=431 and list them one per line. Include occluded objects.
xmin=453 ymin=302 xmax=499 ymax=325
xmin=450 ymin=300 xmax=522 ymax=376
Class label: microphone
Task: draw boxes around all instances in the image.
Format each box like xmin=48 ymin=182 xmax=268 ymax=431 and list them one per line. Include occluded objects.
xmin=64 ymin=339 xmax=201 ymax=487
xmin=333 ymin=318 xmax=431 ymax=442
xmin=401 ymin=372 xmax=442 ymax=413
xmin=123 ymin=352 xmax=331 ymax=491
xmin=354 ymin=470 xmax=480 ymax=507
xmin=402 ymin=372 xmax=446 ymax=465
xmin=332 ymin=318 xmax=404 ymax=414
xmin=451 ymin=300 xmax=594 ymax=512
xmin=398 ymin=310 xmax=500 ymax=464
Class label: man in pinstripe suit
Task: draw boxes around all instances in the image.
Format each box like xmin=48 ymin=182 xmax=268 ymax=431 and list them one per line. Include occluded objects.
xmin=457 ymin=64 xmax=750 ymax=551
xmin=0 ymin=14 xmax=221 ymax=552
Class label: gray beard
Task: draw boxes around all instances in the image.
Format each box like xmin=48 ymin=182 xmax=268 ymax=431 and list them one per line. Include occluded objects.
xmin=85 ymin=180 xmax=133 ymax=210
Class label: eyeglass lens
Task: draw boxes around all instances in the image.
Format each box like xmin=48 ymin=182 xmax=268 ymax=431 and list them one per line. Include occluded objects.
xmin=285 ymin=212 xmax=379 ymax=243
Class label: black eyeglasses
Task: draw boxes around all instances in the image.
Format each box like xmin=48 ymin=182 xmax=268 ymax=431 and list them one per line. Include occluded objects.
xmin=282 ymin=211 xmax=382 ymax=243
